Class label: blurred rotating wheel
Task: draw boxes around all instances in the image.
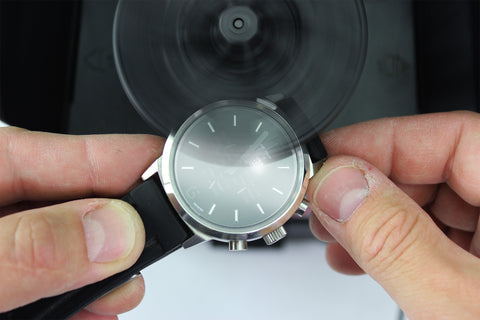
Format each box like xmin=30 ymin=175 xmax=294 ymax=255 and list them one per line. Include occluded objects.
xmin=113 ymin=0 xmax=367 ymax=141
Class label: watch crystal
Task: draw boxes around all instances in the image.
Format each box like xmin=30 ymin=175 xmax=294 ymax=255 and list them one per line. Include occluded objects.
xmin=171 ymin=102 xmax=303 ymax=235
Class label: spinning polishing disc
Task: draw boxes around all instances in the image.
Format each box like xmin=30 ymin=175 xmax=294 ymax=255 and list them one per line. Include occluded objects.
xmin=114 ymin=0 xmax=367 ymax=142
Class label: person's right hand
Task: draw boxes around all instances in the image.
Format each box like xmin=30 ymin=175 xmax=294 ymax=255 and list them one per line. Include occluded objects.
xmin=308 ymin=111 xmax=480 ymax=319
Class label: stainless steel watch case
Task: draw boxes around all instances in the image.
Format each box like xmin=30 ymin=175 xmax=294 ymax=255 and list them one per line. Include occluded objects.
xmin=143 ymin=98 xmax=314 ymax=249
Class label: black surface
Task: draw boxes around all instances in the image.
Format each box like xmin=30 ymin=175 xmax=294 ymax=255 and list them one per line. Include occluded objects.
xmin=414 ymin=0 xmax=479 ymax=112
xmin=0 ymin=0 xmax=81 ymax=132
xmin=0 ymin=1 xmax=478 ymax=131
xmin=0 ymin=175 xmax=193 ymax=320
xmin=67 ymin=0 xmax=153 ymax=134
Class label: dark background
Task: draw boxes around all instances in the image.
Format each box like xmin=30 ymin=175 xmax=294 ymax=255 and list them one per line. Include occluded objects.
xmin=0 ymin=2 xmax=477 ymax=315
xmin=0 ymin=0 xmax=479 ymax=133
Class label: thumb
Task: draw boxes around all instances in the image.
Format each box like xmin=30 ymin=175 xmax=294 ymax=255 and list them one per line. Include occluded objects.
xmin=0 ymin=199 xmax=145 ymax=312
xmin=308 ymin=156 xmax=480 ymax=319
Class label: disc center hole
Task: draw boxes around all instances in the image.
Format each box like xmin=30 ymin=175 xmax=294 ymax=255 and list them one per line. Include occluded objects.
xmin=233 ymin=18 xmax=245 ymax=29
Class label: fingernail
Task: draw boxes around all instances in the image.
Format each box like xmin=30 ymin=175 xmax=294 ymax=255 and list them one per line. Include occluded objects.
xmin=313 ymin=166 xmax=369 ymax=222
xmin=83 ymin=201 xmax=136 ymax=263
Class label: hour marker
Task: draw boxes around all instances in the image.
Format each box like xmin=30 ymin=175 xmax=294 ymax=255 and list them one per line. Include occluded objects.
xmin=189 ymin=141 xmax=200 ymax=148
xmin=208 ymin=204 xmax=216 ymax=215
xmin=207 ymin=122 xmax=215 ymax=133
xmin=193 ymin=203 xmax=204 ymax=212
xmin=255 ymin=122 xmax=263 ymax=133
xmin=278 ymin=166 xmax=290 ymax=169
xmin=235 ymin=209 xmax=239 ymax=222
xmin=236 ymin=187 xmax=246 ymax=194
xmin=233 ymin=114 xmax=237 ymax=127
xmin=208 ymin=180 xmax=216 ymax=189
xmin=181 ymin=166 xmax=194 ymax=170
xmin=256 ymin=203 xmax=265 ymax=214
xmin=272 ymin=187 xmax=284 ymax=195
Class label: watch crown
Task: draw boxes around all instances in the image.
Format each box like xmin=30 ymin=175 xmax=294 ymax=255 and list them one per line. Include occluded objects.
xmin=263 ymin=226 xmax=287 ymax=245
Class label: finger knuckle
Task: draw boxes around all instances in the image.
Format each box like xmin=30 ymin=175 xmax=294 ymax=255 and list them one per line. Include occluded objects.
xmin=359 ymin=206 xmax=421 ymax=273
xmin=13 ymin=213 xmax=65 ymax=273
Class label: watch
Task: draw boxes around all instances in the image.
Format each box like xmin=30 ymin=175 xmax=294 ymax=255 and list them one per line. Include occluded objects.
xmin=0 ymin=97 xmax=327 ymax=320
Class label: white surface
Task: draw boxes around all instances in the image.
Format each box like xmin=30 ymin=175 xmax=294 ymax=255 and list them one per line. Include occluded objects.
xmin=0 ymin=120 xmax=8 ymax=127
xmin=122 ymin=239 xmax=398 ymax=320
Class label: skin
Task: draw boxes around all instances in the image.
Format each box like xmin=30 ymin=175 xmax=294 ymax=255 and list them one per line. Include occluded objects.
xmin=308 ymin=111 xmax=480 ymax=319
xmin=2 ymin=110 xmax=480 ymax=319
xmin=0 ymin=127 xmax=164 ymax=319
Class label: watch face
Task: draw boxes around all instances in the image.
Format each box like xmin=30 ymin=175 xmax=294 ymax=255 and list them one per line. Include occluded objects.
xmin=164 ymin=100 xmax=304 ymax=239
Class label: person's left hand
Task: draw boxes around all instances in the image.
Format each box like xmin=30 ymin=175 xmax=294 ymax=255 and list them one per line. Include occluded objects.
xmin=0 ymin=127 xmax=165 ymax=319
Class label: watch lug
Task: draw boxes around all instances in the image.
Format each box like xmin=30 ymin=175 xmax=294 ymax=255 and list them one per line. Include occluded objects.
xmin=262 ymin=93 xmax=285 ymax=104
xmin=182 ymin=233 xmax=207 ymax=249
xmin=313 ymin=160 xmax=324 ymax=176
xmin=256 ymin=97 xmax=278 ymax=111
xmin=141 ymin=158 xmax=160 ymax=181
xmin=304 ymin=151 xmax=314 ymax=179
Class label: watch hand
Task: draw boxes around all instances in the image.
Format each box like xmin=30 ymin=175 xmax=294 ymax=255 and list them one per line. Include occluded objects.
xmin=208 ymin=180 xmax=216 ymax=190
xmin=236 ymin=186 xmax=247 ymax=194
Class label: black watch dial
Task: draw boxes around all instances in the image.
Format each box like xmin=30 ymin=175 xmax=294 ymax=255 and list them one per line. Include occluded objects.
xmin=168 ymin=100 xmax=304 ymax=235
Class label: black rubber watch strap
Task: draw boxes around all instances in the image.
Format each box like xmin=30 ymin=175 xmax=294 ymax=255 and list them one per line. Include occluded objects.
xmin=0 ymin=174 xmax=193 ymax=320
xmin=273 ymin=96 xmax=328 ymax=163
xmin=304 ymin=137 xmax=327 ymax=164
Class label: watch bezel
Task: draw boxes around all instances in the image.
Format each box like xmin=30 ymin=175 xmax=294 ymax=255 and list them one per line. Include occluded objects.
xmin=160 ymin=99 xmax=310 ymax=242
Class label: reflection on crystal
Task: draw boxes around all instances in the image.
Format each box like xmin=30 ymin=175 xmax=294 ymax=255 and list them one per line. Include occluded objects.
xmin=249 ymin=158 xmax=265 ymax=173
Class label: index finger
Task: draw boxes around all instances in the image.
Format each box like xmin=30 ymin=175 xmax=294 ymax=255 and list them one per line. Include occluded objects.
xmin=320 ymin=111 xmax=480 ymax=206
xmin=0 ymin=127 xmax=164 ymax=206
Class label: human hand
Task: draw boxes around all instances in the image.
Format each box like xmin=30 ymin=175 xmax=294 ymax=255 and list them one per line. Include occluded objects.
xmin=308 ymin=111 xmax=480 ymax=319
xmin=0 ymin=127 xmax=164 ymax=319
